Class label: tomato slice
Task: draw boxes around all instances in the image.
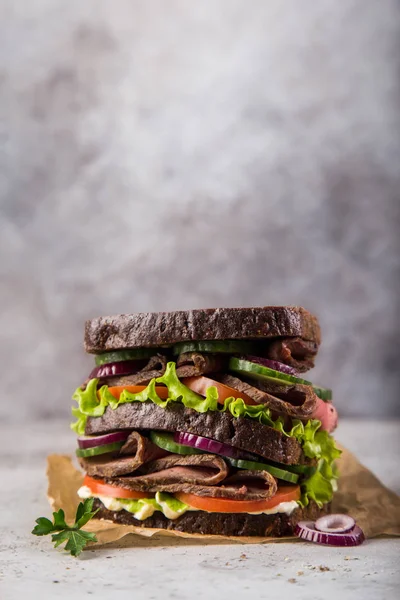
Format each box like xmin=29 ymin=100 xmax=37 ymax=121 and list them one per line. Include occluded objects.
xmin=182 ymin=376 xmax=257 ymax=406
xmin=106 ymin=385 xmax=169 ymax=401
xmin=83 ymin=475 xmax=153 ymax=499
xmin=175 ymin=486 xmax=300 ymax=513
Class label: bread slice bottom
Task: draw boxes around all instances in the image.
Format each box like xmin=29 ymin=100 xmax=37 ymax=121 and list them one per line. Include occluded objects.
xmin=92 ymin=499 xmax=329 ymax=537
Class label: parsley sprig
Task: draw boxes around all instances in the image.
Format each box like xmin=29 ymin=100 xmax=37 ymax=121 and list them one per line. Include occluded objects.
xmin=32 ymin=498 xmax=99 ymax=556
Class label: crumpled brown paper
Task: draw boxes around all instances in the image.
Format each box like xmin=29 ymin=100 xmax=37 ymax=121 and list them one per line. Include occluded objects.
xmin=46 ymin=445 xmax=400 ymax=548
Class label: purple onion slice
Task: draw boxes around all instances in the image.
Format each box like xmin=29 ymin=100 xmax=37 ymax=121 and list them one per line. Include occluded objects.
xmin=89 ymin=360 xmax=143 ymax=380
xmin=174 ymin=432 xmax=253 ymax=460
xmin=77 ymin=431 xmax=130 ymax=450
xmin=315 ymin=514 xmax=356 ymax=534
xmin=295 ymin=521 xmax=365 ymax=546
xmin=244 ymin=356 xmax=298 ymax=376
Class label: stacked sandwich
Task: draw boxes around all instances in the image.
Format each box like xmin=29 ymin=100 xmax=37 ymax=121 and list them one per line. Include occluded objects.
xmin=72 ymin=306 xmax=340 ymax=537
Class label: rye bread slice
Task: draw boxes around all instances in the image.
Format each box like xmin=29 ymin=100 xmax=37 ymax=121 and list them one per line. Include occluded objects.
xmin=85 ymin=402 xmax=303 ymax=465
xmin=92 ymin=499 xmax=329 ymax=537
xmin=84 ymin=306 xmax=321 ymax=352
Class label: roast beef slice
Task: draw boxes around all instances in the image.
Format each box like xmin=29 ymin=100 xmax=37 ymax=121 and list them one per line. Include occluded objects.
xmin=95 ymin=354 xmax=168 ymax=388
xmin=266 ymin=337 xmax=318 ymax=373
xmin=175 ymin=352 xmax=226 ymax=378
xmin=218 ymin=374 xmax=318 ymax=419
xmin=79 ymin=431 xmax=166 ymax=478
xmin=106 ymin=456 xmax=277 ymax=499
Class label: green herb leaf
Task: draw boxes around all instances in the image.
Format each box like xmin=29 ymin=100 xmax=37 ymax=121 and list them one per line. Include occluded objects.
xmin=32 ymin=498 xmax=99 ymax=556
xmin=75 ymin=498 xmax=98 ymax=529
xmin=32 ymin=517 xmax=55 ymax=536
xmin=52 ymin=508 xmax=68 ymax=530
xmin=51 ymin=529 xmax=97 ymax=557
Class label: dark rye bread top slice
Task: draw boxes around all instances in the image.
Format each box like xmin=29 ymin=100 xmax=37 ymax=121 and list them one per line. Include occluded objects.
xmin=85 ymin=401 xmax=303 ymax=465
xmin=84 ymin=306 xmax=321 ymax=352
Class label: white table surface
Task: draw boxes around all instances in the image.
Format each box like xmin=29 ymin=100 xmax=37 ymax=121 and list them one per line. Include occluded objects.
xmin=1 ymin=419 xmax=399 ymax=600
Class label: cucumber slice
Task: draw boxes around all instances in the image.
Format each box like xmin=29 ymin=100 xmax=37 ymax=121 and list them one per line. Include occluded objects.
xmin=150 ymin=431 xmax=204 ymax=455
xmin=227 ymin=458 xmax=299 ymax=484
xmin=229 ymin=357 xmax=332 ymax=401
xmin=283 ymin=463 xmax=317 ymax=477
xmin=172 ymin=340 xmax=257 ymax=356
xmin=75 ymin=441 xmax=124 ymax=458
xmin=95 ymin=348 xmax=156 ymax=366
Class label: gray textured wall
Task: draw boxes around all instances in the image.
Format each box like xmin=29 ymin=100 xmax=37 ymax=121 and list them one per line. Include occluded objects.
xmin=1 ymin=0 xmax=399 ymax=422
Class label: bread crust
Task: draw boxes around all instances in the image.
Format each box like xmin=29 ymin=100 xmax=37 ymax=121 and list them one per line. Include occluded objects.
xmin=84 ymin=306 xmax=321 ymax=353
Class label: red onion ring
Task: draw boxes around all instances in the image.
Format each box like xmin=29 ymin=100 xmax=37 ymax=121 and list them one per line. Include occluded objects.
xmin=174 ymin=432 xmax=254 ymax=460
xmin=88 ymin=360 xmax=144 ymax=380
xmin=243 ymin=356 xmax=298 ymax=376
xmin=295 ymin=521 xmax=365 ymax=546
xmin=77 ymin=431 xmax=130 ymax=449
xmin=315 ymin=514 xmax=355 ymax=533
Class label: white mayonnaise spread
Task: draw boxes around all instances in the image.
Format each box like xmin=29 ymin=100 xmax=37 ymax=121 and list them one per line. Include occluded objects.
xmin=78 ymin=487 xmax=184 ymax=520
xmin=78 ymin=486 xmax=298 ymax=519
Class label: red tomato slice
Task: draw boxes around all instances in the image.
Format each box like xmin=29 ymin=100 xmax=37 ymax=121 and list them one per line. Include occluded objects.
xmin=175 ymin=486 xmax=300 ymax=513
xmin=182 ymin=376 xmax=257 ymax=406
xmin=106 ymin=385 xmax=169 ymax=401
xmin=83 ymin=475 xmax=153 ymax=500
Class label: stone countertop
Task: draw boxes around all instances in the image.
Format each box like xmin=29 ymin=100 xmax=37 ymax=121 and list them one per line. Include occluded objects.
xmin=1 ymin=419 xmax=399 ymax=599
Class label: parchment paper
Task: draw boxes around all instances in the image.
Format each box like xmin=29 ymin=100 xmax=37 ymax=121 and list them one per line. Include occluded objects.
xmin=46 ymin=445 xmax=400 ymax=548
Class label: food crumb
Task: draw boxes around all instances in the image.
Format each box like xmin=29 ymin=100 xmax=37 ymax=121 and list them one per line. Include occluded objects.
xmin=284 ymin=556 xmax=290 ymax=561
xmin=319 ymin=566 xmax=330 ymax=572
xmin=225 ymin=562 xmax=231 ymax=566
xmin=240 ymin=553 xmax=247 ymax=559
xmin=297 ymin=571 xmax=304 ymax=576
xmin=344 ymin=556 xmax=359 ymax=561
xmin=53 ymin=580 xmax=59 ymax=584
xmin=288 ymin=578 xmax=297 ymax=584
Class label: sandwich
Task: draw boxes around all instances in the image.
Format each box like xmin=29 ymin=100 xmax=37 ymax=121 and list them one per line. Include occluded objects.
xmin=72 ymin=306 xmax=340 ymax=537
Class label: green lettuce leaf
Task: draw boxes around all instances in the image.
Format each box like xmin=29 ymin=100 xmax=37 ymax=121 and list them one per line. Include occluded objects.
xmin=70 ymin=362 xmax=281 ymax=434
xmin=300 ymin=458 xmax=340 ymax=508
xmin=92 ymin=493 xmax=189 ymax=521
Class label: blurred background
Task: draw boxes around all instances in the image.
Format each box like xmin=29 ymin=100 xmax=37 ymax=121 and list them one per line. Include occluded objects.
xmin=1 ymin=0 xmax=399 ymax=423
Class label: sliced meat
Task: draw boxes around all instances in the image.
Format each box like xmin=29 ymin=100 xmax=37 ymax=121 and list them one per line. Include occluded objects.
xmin=78 ymin=431 xmax=167 ymax=478
xmin=221 ymin=469 xmax=278 ymax=500
xmin=266 ymin=337 xmax=318 ymax=373
xmin=218 ymin=374 xmax=318 ymax=419
xmin=85 ymin=401 xmax=303 ymax=464
xmin=139 ymin=453 xmax=228 ymax=483
xmin=111 ymin=454 xmax=228 ymax=489
xmin=96 ymin=354 xmax=168 ymax=388
xmin=106 ymin=455 xmax=277 ymax=499
xmin=175 ymin=352 xmax=226 ymax=378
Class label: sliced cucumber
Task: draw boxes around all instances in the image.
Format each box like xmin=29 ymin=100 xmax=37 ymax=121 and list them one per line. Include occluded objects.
xmin=229 ymin=357 xmax=332 ymax=401
xmin=95 ymin=348 xmax=156 ymax=366
xmin=227 ymin=458 xmax=299 ymax=484
xmin=150 ymin=431 xmax=203 ymax=455
xmin=172 ymin=340 xmax=256 ymax=356
xmin=283 ymin=463 xmax=317 ymax=477
xmin=259 ymin=459 xmax=317 ymax=478
xmin=75 ymin=441 xmax=124 ymax=458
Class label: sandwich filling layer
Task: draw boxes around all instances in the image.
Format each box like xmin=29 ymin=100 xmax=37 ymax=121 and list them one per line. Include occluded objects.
xmin=71 ymin=348 xmax=340 ymax=521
